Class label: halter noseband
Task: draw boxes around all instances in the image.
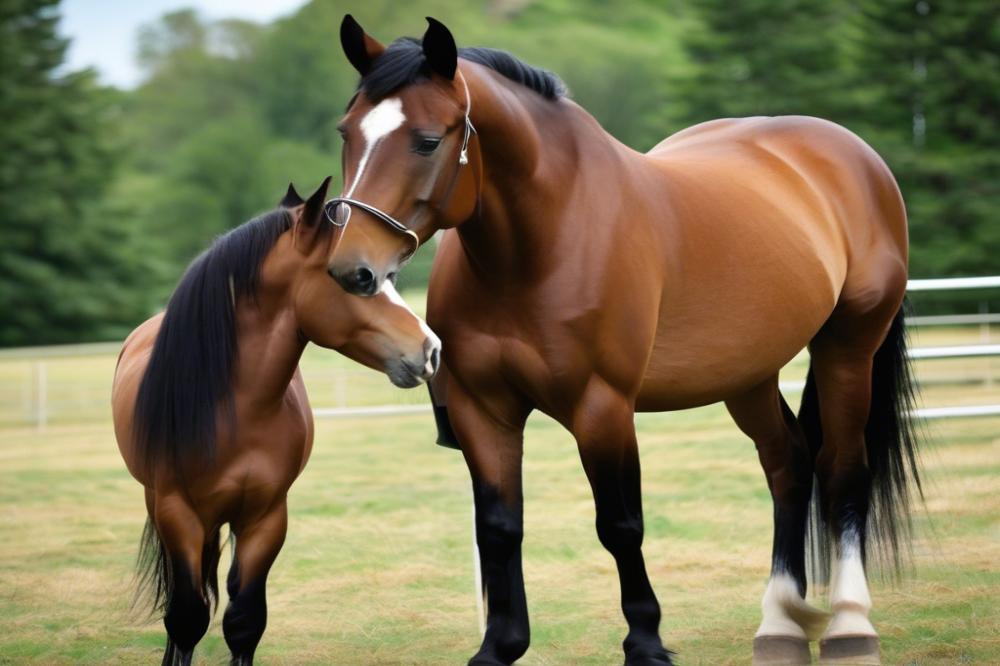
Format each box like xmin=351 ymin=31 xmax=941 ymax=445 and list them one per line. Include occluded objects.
xmin=323 ymin=71 xmax=476 ymax=243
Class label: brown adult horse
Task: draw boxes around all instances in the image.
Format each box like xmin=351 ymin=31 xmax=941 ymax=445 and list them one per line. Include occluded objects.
xmin=328 ymin=16 xmax=921 ymax=666
xmin=112 ymin=178 xmax=440 ymax=666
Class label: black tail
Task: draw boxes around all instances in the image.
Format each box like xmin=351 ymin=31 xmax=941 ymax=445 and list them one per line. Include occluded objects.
xmin=132 ymin=517 xmax=224 ymax=619
xmin=801 ymin=303 xmax=923 ymax=583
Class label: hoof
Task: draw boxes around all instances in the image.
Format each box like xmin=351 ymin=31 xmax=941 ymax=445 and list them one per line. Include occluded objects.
xmin=818 ymin=635 xmax=880 ymax=665
xmin=753 ymin=635 xmax=811 ymax=666
xmin=624 ymin=655 xmax=675 ymax=666
xmin=624 ymin=646 xmax=675 ymax=666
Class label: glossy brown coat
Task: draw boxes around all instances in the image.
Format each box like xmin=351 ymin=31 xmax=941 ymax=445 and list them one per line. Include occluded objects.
xmin=112 ymin=183 xmax=438 ymax=665
xmin=332 ymin=18 xmax=918 ymax=666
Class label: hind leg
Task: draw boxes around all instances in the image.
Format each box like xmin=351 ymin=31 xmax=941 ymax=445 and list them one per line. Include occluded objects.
xmin=726 ymin=377 xmax=828 ymax=666
xmin=809 ymin=340 xmax=881 ymax=665
xmin=224 ymin=500 xmax=288 ymax=665
xmin=155 ymin=496 xmax=211 ymax=666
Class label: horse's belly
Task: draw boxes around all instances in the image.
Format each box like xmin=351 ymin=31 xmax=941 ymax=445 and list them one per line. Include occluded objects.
xmin=636 ymin=325 xmax=815 ymax=411
xmin=636 ymin=255 xmax=839 ymax=411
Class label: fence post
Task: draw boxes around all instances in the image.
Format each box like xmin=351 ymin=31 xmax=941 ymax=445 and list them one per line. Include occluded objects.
xmin=34 ymin=360 xmax=47 ymax=431
xmin=471 ymin=481 xmax=485 ymax=637
xmin=980 ymin=300 xmax=990 ymax=343
xmin=335 ymin=372 xmax=347 ymax=408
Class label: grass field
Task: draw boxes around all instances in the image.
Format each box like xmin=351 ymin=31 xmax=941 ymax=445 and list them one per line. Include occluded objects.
xmin=0 ymin=318 xmax=998 ymax=664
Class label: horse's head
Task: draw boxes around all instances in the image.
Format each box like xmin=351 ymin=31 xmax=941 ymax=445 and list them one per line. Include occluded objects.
xmin=281 ymin=178 xmax=440 ymax=387
xmin=328 ymin=15 xmax=479 ymax=296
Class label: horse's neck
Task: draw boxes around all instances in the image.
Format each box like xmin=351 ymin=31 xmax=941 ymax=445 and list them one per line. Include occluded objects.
xmin=460 ymin=68 xmax=630 ymax=282
xmin=231 ymin=294 xmax=305 ymax=409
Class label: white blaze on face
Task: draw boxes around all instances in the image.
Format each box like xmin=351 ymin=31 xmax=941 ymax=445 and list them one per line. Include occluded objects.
xmin=345 ymin=97 xmax=406 ymax=197
xmin=381 ymin=281 xmax=441 ymax=376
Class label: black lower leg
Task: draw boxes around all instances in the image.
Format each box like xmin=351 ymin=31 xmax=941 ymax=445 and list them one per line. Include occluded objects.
xmin=469 ymin=483 xmax=529 ymax=666
xmin=820 ymin=460 xmax=872 ymax=560
xmin=770 ymin=498 xmax=811 ymax=594
xmin=162 ymin=562 xmax=209 ymax=666
xmin=772 ymin=417 xmax=815 ymax=593
xmin=223 ymin=559 xmax=268 ymax=666
xmin=594 ymin=485 xmax=673 ymax=665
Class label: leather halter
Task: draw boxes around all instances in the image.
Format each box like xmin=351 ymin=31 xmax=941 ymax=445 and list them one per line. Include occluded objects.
xmin=323 ymin=71 xmax=476 ymax=248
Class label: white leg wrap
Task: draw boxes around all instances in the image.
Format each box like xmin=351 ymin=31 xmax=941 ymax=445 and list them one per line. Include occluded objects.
xmin=757 ymin=571 xmax=831 ymax=641
xmin=824 ymin=528 xmax=876 ymax=638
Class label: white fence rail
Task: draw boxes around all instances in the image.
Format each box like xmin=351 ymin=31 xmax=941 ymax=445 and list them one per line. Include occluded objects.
xmin=265 ymin=275 xmax=1000 ymax=422
xmin=2 ymin=277 xmax=998 ymax=429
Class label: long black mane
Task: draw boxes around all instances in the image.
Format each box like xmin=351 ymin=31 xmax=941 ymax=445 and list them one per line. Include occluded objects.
xmin=359 ymin=38 xmax=566 ymax=102
xmin=133 ymin=208 xmax=292 ymax=474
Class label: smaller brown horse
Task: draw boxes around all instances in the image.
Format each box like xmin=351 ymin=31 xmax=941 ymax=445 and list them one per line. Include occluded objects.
xmin=112 ymin=178 xmax=440 ymax=666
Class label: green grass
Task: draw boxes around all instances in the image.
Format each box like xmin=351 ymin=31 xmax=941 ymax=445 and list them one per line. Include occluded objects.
xmin=0 ymin=405 xmax=998 ymax=664
xmin=0 ymin=316 xmax=998 ymax=663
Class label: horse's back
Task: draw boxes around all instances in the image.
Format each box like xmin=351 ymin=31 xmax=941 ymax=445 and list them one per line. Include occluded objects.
xmin=636 ymin=116 xmax=907 ymax=408
xmin=649 ymin=115 xmax=906 ymax=247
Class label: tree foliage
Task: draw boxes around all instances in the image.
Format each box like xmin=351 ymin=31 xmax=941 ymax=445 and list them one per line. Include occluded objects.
xmin=0 ymin=0 xmax=154 ymax=345
xmin=1 ymin=0 xmax=997 ymax=345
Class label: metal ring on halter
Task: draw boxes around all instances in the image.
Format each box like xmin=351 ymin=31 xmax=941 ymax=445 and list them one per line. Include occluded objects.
xmin=323 ymin=197 xmax=409 ymax=233
xmin=323 ymin=197 xmax=420 ymax=259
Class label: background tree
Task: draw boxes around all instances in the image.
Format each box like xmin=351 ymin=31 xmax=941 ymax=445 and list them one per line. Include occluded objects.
xmin=850 ymin=0 xmax=1000 ymax=284
xmin=2 ymin=0 xmax=996 ymax=345
xmin=0 ymin=0 xmax=154 ymax=345
xmin=675 ymin=0 xmax=852 ymax=124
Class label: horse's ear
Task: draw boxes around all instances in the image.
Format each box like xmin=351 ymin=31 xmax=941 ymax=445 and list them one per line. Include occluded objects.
xmin=292 ymin=176 xmax=332 ymax=253
xmin=302 ymin=176 xmax=332 ymax=227
xmin=340 ymin=14 xmax=384 ymax=76
xmin=281 ymin=183 xmax=304 ymax=208
xmin=422 ymin=17 xmax=457 ymax=80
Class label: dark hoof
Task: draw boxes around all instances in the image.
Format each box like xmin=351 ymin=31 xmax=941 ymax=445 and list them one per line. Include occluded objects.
xmin=162 ymin=642 xmax=193 ymax=666
xmin=753 ymin=635 xmax=811 ymax=665
xmin=818 ymin=635 xmax=880 ymax=665
xmin=468 ymin=658 xmax=509 ymax=666
xmin=624 ymin=646 xmax=676 ymax=666
xmin=625 ymin=657 xmax=675 ymax=666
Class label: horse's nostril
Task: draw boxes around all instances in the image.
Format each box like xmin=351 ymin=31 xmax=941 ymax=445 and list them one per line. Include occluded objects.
xmin=355 ymin=266 xmax=375 ymax=288
xmin=430 ymin=346 xmax=441 ymax=373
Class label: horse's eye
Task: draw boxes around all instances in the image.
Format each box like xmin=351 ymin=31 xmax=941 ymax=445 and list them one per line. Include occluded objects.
xmin=413 ymin=136 xmax=442 ymax=156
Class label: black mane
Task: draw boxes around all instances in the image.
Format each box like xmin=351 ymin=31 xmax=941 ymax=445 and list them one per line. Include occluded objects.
xmin=133 ymin=208 xmax=292 ymax=473
xmin=359 ymin=38 xmax=566 ymax=102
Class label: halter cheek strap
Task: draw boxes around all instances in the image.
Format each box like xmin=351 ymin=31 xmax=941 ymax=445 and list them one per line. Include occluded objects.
xmin=458 ymin=70 xmax=476 ymax=165
xmin=324 ymin=70 xmax=476 ymax=240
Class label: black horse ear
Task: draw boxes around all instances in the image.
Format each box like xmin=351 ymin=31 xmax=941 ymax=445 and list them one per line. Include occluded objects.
xmin=422 ymin=17 xmax=457 ymax=80
xmin=340 ymin=14 xmax=385 ymax=76
xmin=280 ymin=183 xmax=304 ymax=208
xmin=302 ymin=176 xmax=332 ymax=226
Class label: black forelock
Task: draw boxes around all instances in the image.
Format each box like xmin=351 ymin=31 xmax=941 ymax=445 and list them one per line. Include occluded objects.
xmin=358 ymin=37 xmax=566 ymax=102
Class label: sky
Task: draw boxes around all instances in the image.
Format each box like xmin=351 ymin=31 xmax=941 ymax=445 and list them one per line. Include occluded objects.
xmin=60 ymin=0 xmax=308 ymax=88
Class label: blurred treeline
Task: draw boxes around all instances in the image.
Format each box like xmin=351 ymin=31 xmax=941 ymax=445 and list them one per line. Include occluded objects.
xmin=1 ymin=0 xmax=997 ymax=346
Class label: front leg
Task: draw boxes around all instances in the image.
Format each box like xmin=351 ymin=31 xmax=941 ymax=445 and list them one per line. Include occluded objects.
xmin=447 ymin=380 xmax=532 ymax=666
xmin=572 ymin=377 xmax=673 ymax=666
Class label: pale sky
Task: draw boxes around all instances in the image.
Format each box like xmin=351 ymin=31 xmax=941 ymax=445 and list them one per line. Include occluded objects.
xmin=60 ymin=0 xmax=308 ymax=88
